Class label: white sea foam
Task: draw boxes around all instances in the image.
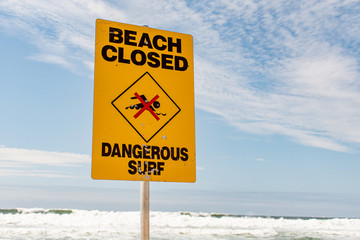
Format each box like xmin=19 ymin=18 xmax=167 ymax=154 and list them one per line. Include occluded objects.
xmin=0 ymin=208 xmax=359 ymax=240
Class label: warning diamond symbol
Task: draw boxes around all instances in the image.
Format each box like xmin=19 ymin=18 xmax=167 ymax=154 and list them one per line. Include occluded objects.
xmin=112 ymin=72 xmax=181 ymax=143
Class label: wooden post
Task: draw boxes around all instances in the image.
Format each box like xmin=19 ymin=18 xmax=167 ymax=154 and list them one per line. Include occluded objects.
xmin=140 ymin=181 xmax=149 ymax=240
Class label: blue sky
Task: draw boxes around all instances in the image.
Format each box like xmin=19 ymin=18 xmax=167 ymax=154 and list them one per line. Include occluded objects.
xmin=1 ymin=0 xmax=360 ymax=217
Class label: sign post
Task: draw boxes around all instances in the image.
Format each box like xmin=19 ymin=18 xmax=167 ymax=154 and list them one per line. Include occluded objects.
xmin=140 ymin=181 xmax=149 ymax=240
xmin=92 ymin=19 xmax=195 ymax=239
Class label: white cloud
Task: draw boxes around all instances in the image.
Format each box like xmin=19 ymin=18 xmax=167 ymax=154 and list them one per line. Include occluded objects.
xmin=0 ymin=146 xmax=90 ymax=177
xmin=0 ymin=0 xmax=127 ymax=74
xmin=0 ymin=146 xmax=90 ymax=166
xmin=1 ymin=0 xmax=360 ymax=152
xmin=0 ymin=169 xmax=75 ymax=178
xmin=0 ymin=146 xmax=90 ymax=178
xmin=191 ymin=0 xmax=360 ymax=152
xmin=256 ymin=158 xmax=265 ymax=162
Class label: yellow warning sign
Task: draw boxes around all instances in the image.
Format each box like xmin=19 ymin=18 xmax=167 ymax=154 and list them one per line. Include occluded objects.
xmin=92 ymin=19 xmax=195 ymax=182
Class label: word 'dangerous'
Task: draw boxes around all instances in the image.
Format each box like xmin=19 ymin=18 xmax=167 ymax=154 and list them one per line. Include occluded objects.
xmin=101 ymin=142 xmax=188 ymax=161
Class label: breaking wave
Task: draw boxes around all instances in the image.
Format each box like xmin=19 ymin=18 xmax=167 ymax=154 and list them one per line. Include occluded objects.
xmin=0 ymin=208 xmax=359 ymax=240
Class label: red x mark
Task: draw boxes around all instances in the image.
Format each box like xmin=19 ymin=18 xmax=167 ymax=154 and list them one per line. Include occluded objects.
xmin=133 ymin=92 xmax=160 ymax=121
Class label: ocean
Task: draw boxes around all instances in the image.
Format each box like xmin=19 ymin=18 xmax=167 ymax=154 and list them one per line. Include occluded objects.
xmin=0 ymin=208 xmax=359 ymax=240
